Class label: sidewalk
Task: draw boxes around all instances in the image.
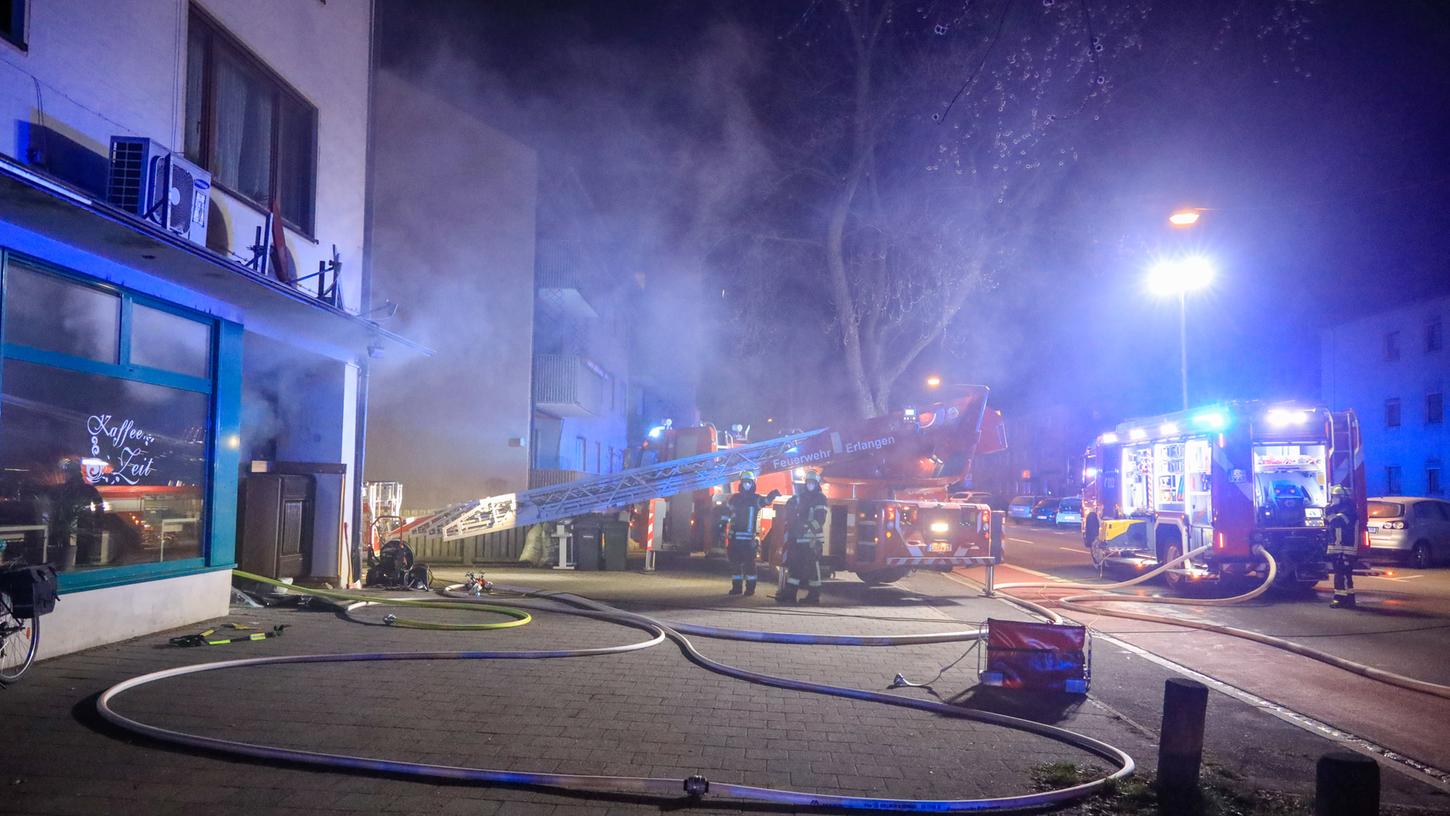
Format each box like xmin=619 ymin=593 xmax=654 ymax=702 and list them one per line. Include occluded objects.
xmin=1 ymin=564 xmax=1445 ymax=814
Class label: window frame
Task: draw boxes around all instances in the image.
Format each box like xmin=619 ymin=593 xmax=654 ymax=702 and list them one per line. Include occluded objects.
xmin=0 ymin=250 xmax=226 ymax=591
xmin=186 ymin=4 xmax=319 ymax=236
xmin=1386 ymin=397 xmax=1401 ymax=428
xmin=0 ymin=0 xmax=26 ymax=51
xmin=1386 ymin=465 xmax=1403 ymax=495
xmin=1428 ymin=319 xmax=1444 ymax=353
xmin=1384 ymin=331 xmax=1401 ymax=361
xmin=1429 ymin=392 xmax=1444 ymax=425
xmin=1428 ymin=467 xmax=1443 ymax=497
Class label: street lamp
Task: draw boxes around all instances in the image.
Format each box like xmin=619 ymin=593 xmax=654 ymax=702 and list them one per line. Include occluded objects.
xmin=925 ymin=375 xmax=942 ymax=388
xmin=1147 ymin=255 xmax=1215 ymax=410
xmin=1168 ymin=209 xmax=1202 ymax=227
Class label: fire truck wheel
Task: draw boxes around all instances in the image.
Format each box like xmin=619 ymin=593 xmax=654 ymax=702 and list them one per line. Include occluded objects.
xmin=1160 ymin=540 xmax=1187 ymax=593
xmin=855 ymin=567 xmax=910 ymax=585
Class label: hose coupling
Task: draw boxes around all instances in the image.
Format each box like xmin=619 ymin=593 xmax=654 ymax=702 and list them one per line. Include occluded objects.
xmin=683 ymin=774 xmax=709 ymax=796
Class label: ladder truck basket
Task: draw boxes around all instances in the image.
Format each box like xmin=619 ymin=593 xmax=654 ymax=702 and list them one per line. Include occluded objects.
xmin=978 ymin=618 xmax=1090 ymax=694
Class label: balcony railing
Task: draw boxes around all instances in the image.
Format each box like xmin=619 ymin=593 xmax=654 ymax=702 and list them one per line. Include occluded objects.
xmin=533 ymin=354 xmax=606 ymax=417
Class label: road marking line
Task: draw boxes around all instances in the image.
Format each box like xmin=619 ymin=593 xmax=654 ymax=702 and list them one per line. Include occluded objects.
xmin=1094 ymin=631 xmax=1450 ymax=793
xmin=1058 ymin=547 xmax=1088 ymax=554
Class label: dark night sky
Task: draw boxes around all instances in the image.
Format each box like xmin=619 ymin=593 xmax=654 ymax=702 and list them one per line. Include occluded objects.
xmin=380 ymin=0 xmax=1450 ymax=432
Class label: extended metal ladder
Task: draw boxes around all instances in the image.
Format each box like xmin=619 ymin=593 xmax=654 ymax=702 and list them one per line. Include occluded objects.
xmin=419 ymin=428 xmax=826 ymax=541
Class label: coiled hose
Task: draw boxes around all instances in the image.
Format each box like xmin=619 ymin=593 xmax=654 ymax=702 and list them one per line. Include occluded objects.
xmin=993 ymin=547 xmax=1450 ymax=701
xmin=95 ymin=571 xmax=1136 ymax=812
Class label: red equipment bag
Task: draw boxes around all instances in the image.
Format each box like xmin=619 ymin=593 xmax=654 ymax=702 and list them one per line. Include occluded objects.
xmin=979 ymin=618 xmax=1089 ymax=693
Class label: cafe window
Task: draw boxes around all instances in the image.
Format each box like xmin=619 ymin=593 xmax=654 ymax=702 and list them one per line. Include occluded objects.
xmin=185 ymin=7 xmax=317 ymax=233
xmin=0 ymin=258 xmax=214 ymax=575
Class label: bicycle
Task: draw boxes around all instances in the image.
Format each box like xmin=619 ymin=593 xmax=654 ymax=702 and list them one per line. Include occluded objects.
xmin=0 ymin=556 xmax=58 ymax=686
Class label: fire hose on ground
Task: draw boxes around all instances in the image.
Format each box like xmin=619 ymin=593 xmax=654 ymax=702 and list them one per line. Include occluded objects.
xmin=991 ymin=545 xmax=1450 ymax=701
xmin=95 ymin=570 xmax=1135 ymax=813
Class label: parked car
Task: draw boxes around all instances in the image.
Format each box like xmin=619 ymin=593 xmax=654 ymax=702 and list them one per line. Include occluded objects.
xmin=1031 ymin=498 xmax=1060 ymax=525
xmin=1055 ymin=497 xmax=1083 ymax=527
xmin=1007 ymin=495 xmax=1040 ymax=523
xmin=1365 ymin=496 xmax=1450 ymax=569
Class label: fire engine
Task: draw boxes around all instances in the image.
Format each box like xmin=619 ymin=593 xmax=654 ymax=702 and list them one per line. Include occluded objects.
xmin=409 ymin=387 xmax=1008 ymax=586
xmin=632 ymin=389 xmax=1008 ymax=585
xmin=1081 ymin=402 xmax=1367 ymax=591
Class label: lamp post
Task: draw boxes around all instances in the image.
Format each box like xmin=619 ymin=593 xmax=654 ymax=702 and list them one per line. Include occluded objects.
xmin=1147 ymin=256 xmax=1215 ymax=410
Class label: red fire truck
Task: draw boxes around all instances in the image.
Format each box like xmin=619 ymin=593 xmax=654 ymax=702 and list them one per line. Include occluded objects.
xmin=637 ymin=389 xmax=1009 ymax=584
xmin=1081 ymin=402 xmax=1367 ymax=591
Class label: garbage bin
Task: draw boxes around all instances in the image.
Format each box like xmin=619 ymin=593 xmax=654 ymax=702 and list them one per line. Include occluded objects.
xmin=572 ymin=517 xmax=603 ymax=571
xmin=601 ymin=519 xmax=629 ymax=571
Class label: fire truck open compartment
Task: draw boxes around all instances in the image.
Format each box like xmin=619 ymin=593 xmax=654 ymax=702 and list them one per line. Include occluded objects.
xmin=1252 ymin=443 xmax=1328 ymax=527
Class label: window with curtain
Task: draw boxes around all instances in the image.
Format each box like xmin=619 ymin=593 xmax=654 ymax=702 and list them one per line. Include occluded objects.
xmin=185 ymin=7 xmax=317 ymax=233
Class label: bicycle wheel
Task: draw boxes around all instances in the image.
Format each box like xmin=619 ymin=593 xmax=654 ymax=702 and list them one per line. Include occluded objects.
xmin=0 ymin=594 xmax=38 ymax=684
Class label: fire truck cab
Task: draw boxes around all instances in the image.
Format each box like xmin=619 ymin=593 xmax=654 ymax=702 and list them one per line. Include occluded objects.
xmin=758 ymin=479 xmax=997 ymax=585
xmin=1082 ymin=402 xmax=1367 ymax=591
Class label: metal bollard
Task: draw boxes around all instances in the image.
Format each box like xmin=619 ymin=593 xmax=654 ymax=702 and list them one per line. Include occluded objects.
xmin=1315 ymin=751 xmax=1379 ymax=816
xmin=1157 ymin=678 xmax=1208 ymax=804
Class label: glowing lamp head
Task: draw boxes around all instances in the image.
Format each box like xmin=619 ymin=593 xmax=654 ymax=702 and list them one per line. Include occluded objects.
xmin=1159 ymin=422 xmax=1179 ymax=436
xmin=925 ymin=375 xmax=942 ymax=388
xmin=1128 ymin=427 xmax=1147 ymax=441
xmin=1100 ymin=432 xmax=1119 ymax=445
xmin=1169 ymin=209 xmax=1201 ymax=227
xmin=1083 ymin=467 xmax=1099 ymax=480
xmin=1147 ymin=255 xmax=1215 ymax=296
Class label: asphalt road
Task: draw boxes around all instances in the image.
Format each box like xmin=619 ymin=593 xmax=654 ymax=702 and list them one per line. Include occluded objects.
xmin=973 ymin=519 xmax=1450 ymax=784
xmin=998 ymin=519 xmax=1450 ymax=682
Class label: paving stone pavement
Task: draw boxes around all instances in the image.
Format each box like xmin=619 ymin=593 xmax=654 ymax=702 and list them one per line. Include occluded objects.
xmin=1 ymin=566 xmax=1147 ymax=815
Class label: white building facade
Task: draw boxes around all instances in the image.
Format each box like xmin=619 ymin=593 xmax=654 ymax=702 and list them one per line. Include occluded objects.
xmin=0 ymin=0 xmax=411 ymax=658
xmin=1323 ymin=294 xmax=1450 ymax=497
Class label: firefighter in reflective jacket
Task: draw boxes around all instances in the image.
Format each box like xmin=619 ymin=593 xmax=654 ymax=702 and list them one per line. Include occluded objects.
xmin=1325 ymin=485 xmax=1359 ymax=609
xmin=777 ymin=469 xmax=828 ymax=605
xmin=725 ymin=471 xmax=779 ymax=596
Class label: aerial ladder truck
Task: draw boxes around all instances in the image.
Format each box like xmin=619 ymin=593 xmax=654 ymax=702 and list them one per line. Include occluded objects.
xmin=397 ymin=386 xmax=1007 ymax=586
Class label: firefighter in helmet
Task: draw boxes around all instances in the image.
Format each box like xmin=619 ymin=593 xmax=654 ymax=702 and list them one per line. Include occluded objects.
xmin=777 ymin=469 xmax=828 ymax=604
xmin=1325 ymin=484 xmax=1359 ymax=609
xmin=724 ymin=471 xmax=780 ymax=596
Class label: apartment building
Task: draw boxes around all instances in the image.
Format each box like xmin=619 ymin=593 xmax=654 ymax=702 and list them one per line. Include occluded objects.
xmin=0 ymin=0 xmax=413 ymax=657
xmin=1323 ymin=294 xmax=1450 ymax=496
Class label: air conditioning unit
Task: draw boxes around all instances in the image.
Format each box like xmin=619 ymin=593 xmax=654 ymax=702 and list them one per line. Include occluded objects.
xmin=107 ymin=136 xmax=211 ymax=245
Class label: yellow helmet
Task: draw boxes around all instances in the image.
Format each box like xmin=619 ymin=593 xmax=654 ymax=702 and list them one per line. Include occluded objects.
xmin=739 ymin=470 xmax=757 ymax=482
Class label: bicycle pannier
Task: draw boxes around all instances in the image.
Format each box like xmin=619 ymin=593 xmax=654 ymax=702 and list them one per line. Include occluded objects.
xmin=0 ymin=564 xmax=60 ymax=617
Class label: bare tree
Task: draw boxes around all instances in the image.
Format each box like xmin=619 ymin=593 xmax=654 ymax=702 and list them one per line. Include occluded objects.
xmin=749 ymin=0 xmax=1311 ymax=418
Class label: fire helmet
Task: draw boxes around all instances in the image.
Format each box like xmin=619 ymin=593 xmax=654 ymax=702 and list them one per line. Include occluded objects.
xmin=739 ymin=471 xmax=757 ymax=492
xmin=803 ymin=469 xmax=822 ymax=489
